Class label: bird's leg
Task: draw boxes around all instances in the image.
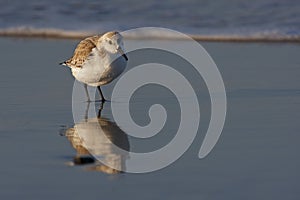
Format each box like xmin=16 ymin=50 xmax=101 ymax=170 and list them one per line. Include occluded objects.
xmin=83 ymin=84 xmax=91 ymax=102
xmin=97 ymin=101 xmax=105 ymax=118
xmin=97 ymin=86 xmax=106 ymax=102
xmin=84 ymin=101 xmax=90 ymax=121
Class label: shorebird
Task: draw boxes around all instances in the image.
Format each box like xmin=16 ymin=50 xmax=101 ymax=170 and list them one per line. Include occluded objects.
xmin=60 ymin=31 xmax=128 ymax=102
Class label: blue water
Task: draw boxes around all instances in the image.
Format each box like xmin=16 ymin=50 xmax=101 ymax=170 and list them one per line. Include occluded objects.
xmin=0 ymin=0 xmax=299 ymax=38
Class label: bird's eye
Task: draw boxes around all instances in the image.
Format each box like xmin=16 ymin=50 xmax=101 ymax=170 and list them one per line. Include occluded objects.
xmin=108 ymin=40 xmax=112 ymax=45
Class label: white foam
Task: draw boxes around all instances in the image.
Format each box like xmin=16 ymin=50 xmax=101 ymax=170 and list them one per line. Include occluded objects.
xmin=0 ymin=27 xmax=299 ymax=42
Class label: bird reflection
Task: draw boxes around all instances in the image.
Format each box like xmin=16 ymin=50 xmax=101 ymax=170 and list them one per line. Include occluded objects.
xmin=63 ymin=102 xmax=129 ymax=174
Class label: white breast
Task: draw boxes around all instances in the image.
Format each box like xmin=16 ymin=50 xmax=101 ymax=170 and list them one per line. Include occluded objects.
xmin=71 ymin=48 xmax=127 ymax=87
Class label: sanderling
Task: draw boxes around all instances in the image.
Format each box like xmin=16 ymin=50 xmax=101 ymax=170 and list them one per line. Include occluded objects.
xmin=60 ymin=31 xmax=128 ymax=102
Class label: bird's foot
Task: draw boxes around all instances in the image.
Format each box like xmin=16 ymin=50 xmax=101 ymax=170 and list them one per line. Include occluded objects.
xmin=94 ymin=99 xmax=109 ymax=103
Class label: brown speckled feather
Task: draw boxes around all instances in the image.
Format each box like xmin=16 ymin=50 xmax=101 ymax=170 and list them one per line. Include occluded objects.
xmin=65 ymin=35 xmax=100 ymax=68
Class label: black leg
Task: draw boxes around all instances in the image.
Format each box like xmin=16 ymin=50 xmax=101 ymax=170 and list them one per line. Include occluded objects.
xmin=97 ymin=86 xmax=106 ymax=102
xmin=97 ymin=101 xmax=105 ymax=118
xmin=84 ymin=84 xmax=91 ymax=102
xmin=84 ymin=101 xmax=90 ymax=121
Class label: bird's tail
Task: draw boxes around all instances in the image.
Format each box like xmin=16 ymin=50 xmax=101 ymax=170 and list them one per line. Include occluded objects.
xmin=60 ymin=61 xmax=67 ymax=66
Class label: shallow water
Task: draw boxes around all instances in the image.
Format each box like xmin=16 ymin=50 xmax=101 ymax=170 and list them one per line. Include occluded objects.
xmin=0 ymin=38 xmax=299 ymax=199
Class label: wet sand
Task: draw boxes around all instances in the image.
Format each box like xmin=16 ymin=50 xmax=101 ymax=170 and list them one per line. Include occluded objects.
xmin=0 ymin=37 xmax=299 ymax=200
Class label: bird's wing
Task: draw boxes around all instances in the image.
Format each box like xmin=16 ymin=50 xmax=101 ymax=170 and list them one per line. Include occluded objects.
xmin=64 ymin=35 xmax=101 ymax=68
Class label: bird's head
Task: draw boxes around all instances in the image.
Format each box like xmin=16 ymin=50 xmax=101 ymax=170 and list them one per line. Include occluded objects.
xmin=99 ymin=31 xmax=128 ymax=61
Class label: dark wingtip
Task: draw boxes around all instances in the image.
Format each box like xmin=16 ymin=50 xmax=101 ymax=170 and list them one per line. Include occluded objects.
xmin=60 ymin=61 xmax=67 ymax=66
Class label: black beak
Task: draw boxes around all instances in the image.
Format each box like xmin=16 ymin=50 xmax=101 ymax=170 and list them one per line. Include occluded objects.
xmin=122 ymin=53 xmax=128 ymax=61
xmin=118 ymin=48 xmax=128 ymax=61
